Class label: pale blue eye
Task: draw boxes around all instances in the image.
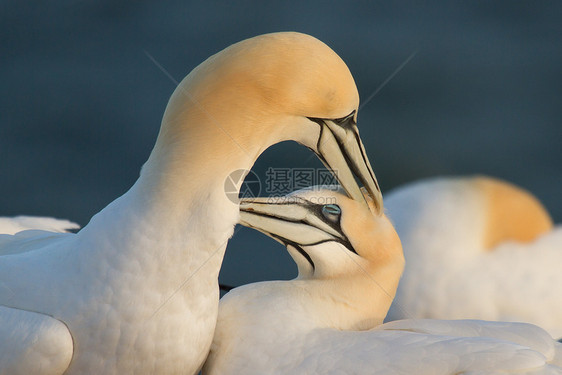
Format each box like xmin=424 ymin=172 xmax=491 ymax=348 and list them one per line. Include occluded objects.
xmin=322 ymin=204 xmax=341 ymax=222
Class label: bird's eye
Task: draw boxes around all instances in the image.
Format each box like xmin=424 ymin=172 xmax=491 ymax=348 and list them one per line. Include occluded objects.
xmin=321 ymin=204 xmax=341 ymax=223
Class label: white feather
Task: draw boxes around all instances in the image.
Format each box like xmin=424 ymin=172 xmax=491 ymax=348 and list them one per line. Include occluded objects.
xmin=0 ymin=216 xmax=79 ymax=235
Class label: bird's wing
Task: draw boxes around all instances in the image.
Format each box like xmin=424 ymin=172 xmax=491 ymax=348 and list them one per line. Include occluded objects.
xmin=0 ymin=216 xmax=79 ymax=235
xmin=0 ymin=305 xmax=73 ymax=375
xmin=381 ymin=319 xmax=558 ymax=361
xmin=480 ymin=227 xmax=562 ymax=338
xmin=388 ymin=220 xmax=562 ymax=338
xmin=287 ymin=321 xmax=562 ymax=374
xmin=0 ymin=229 xmax=73 ymax=256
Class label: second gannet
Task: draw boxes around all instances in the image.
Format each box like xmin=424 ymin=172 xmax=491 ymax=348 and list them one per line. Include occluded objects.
xmin=385 ymin=176 xmax=562 ymax=339
xmin=0 ymin=32 xmax=379 ymax=374
xmin=203 ymin=187 xmax=562 ymax=374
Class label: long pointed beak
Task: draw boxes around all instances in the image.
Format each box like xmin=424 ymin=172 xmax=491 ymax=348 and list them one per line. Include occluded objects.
xmin=310 ymin=115 xmax=383 ymax=214
xmin=238 ymin=197 xmax=344 ymax=246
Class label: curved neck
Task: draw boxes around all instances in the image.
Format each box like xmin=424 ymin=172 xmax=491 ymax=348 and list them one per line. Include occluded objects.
xmin=86 ymin=127 xmax=254 ymax=242
xmin=71 ymin=105 xmax=265 ymax=303
xmin=140 ymin=116 xmax=257 ymax=215
xmin=220 ymin=266 xmax=400 ymax=337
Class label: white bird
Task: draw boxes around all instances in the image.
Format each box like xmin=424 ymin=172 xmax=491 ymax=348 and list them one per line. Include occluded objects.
xmin=385 ymin=176 xmax=562 ymax=339
xmin=203 ymin=186 xmax=562 ymax=374
xmin=0 ymin=32 xmax=380 ymax=374
xmin=0 ymin=216 xmax=79 ymax=235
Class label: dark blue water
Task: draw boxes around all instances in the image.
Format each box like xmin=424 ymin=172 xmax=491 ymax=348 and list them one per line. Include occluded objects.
xmin=1 ymin=1 xmax=561 ymax=287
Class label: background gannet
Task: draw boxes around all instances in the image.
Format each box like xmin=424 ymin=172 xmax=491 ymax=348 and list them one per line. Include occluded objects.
xmin=384 ymin=176 xmax=562 ymax=339
xmin=0 ymin=32 xmax=381 ymax=374
xmin=203 ymin=187 xmax=562 ymax=374
xmin=0 ymin=216 xmax=79 ymax=235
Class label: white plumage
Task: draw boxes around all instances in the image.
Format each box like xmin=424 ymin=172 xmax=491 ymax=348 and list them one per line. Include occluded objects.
xmin=385 ymin=176 xmax=562 ymax=339
xmin=0 ymin=216 xmax=79 ymax=257
xmin=204 ymin=186 xmax=562 ymax=374
xmin=0 ymin=216 xmax=79 ymax=235
xmin=0 ymin=32 xmax=379 ymax=374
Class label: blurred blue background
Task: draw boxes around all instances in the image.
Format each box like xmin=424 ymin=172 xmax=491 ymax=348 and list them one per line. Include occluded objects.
xmin=1 ymin=1 xmax=561 ymax=287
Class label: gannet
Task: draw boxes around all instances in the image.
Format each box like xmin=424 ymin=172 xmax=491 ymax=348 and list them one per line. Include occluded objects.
xmin=384 ymin=176 xmax=562 ymax=339
xmin=0 ymin=216 xmax=79 ymax=235
xmin=203 ymin=187 xmax=562 ymax=374
xmin=0 ymin=32 xmax=380 ymax=374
